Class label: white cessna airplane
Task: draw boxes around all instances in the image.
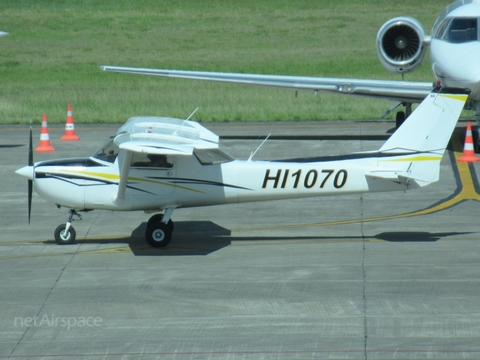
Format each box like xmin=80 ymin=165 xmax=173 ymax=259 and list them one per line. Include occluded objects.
xmin=101 ymin=0 xmax=480 ymax=129
xmin=0 ymin=32 xmax=8 ymax=37
xmin=16 ymin=88 xmax=467 ymax=247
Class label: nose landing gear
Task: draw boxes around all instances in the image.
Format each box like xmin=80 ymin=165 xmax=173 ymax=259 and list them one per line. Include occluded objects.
xmin=54 ymin=210 xmax=82 ymax=245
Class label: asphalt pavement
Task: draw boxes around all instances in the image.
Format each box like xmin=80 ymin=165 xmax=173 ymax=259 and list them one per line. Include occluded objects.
xmin=1 ymin=120 xmax=480 ymax=359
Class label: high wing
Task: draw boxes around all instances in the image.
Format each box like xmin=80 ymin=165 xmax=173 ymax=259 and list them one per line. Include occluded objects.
xmin=100 ymin=65 xmax=434 ymax=104
xmin=113 ymin=116 xmax=219 ymax=202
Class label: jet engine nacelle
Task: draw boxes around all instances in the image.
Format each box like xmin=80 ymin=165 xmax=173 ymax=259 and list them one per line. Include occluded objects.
xmin=376 ymin=17 xmax=428 ymax=74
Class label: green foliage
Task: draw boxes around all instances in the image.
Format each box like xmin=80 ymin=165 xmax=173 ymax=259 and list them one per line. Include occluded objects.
xmin=0 ymin=0 xmax=456 ymax=124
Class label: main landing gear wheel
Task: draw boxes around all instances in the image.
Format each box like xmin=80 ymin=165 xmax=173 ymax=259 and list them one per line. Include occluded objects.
xmin=147 ymin=214 xmax=174 ymax=231
xmin=145 ymin=221 xmax=172 ymax=248
xmin=54 ymin=224 xmax=76 ymax=245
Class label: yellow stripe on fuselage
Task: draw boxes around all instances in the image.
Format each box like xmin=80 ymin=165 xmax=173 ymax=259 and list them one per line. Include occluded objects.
xmin=383 ymin=154 xmax=442 ymax=163
xmin=57 ymin=170 xmax=204 ymax=194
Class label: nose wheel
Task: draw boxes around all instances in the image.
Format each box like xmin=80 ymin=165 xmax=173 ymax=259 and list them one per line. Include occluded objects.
xmin=54 ymin=224 xmax=76 ymax=244
xmin=54 ymin=210 xmax=81 ymax=245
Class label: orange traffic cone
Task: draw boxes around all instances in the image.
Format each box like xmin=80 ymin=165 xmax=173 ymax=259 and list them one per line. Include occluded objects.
xmin=60 ymin=104 xmax=80 ymax=141
xmin=35 ymin=113 xmax=55 ymax=152
xmin=458 ymin=121 xmax=480 ymax=162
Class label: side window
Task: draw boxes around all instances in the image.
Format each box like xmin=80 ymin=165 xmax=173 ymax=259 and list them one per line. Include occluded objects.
xmin=131 ymin=153 xmax=173 ymax=168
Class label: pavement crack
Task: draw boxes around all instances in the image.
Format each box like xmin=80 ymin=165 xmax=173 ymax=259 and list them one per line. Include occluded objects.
xmin=8 ymin=247 xmax=79 ymax=358
xmin=84 ymin=211 xmax=102 ymax=239
xmin=360 ymin=194 xmax=368 ymax=360
xmin=360 ymin=124 xmax=368 ymax=360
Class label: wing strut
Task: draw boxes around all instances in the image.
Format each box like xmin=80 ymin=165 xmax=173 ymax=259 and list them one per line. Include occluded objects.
xmin=115 ymin=150 xmax=133 ymax=202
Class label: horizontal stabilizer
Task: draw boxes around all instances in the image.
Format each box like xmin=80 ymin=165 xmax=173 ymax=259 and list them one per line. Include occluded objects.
xmin=365 ymin=171 xmax=427 ymax=187
xmin=365 ymin=169 xmax=405 ymax=182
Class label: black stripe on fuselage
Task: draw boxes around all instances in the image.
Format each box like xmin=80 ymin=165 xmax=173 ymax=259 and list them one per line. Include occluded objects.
xmin=274 ymin=151 xmax=425 ymax=163
xmin=148 ymin=177 xmax=253 ymax=191
xmin=35 ymin=173 xmax=155 ymax=194
xmin=36 ymin=157 xmax=104 ymax=168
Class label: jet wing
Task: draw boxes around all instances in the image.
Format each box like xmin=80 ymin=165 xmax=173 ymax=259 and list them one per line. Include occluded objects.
xmin=100 ymin=66 xmax=434 ymax=104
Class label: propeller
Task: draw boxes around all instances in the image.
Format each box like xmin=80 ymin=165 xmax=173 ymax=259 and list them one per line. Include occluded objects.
xmin=28 ymin=125 xmax=33 ymax=224
xmin=15 ymin=123 xmax=36 ymax=224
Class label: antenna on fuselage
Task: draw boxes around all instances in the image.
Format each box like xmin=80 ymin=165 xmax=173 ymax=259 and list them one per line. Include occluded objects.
xmin=172 ymin=107 xmax=199 ymax=137
xmin=248 ymin=134 xmax=271 ymax=161
xmin=186 ymin=107 xmax=199 ymax=120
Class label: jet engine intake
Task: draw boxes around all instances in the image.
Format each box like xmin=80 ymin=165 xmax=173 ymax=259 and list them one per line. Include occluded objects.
xmin=377 ymin=17 xmax=428 ymax=74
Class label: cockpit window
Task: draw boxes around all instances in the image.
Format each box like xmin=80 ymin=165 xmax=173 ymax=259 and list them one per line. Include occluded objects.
xmin=131 ymin=153 xmax=173 ymax=168
xmin=434 ymin=18 xmax=452 ymax=39
xmin=443 ymin=17 xmax=478 ymax=43
xmin=93 ymin=138 xmax=120 ymax=163
xmin=194 ymin=148 xmax=234 ymax=165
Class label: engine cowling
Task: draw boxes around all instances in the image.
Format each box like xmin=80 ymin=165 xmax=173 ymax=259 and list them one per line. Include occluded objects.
xmin=376 ymin=17 xmax=428 ymax=74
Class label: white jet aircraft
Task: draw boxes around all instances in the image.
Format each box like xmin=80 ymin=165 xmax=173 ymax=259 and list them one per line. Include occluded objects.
xmin=100 ymin=0 xmax=480 ymax=128
xmin=16 ymin=88 xmax=468 ymax=247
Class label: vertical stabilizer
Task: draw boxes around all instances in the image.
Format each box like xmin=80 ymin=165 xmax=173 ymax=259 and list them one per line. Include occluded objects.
xmin=379 ymin=88 xmax=469 ymax=154
xmin=368 ymin=88 xmax=469 ymax=188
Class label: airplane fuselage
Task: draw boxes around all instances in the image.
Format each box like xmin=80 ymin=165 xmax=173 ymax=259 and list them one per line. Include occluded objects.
xmin=429 ymin=2 xmax=480 ymax=107
xmin=28 ymin=151 xmax=426 ymax=213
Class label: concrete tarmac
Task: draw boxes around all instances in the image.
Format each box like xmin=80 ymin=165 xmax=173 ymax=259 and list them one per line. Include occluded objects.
xmin=1 ymin=120 xmax=480 ymax=359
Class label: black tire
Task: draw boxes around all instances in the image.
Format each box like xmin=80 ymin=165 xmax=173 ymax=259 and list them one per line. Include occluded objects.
xmin=145 ymin=222 xmax=172 ymax=248
xmin=396 ymin=111 xmax=406 ymax=129
xmin=54 ymin=224 xmax=76 ymax=245
xmin=147 ymin=214 xmax=174 ymax=231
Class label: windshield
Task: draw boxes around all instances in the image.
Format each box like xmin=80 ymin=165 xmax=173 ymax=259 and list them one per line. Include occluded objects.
xmin=92 ymin=138 xmax=120 ymax=163
xmin=442 ymin=17 xmax=478 ymax=43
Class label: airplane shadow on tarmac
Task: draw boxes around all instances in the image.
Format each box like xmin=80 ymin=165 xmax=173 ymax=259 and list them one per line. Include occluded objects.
xmin=374 ymin=231 xmax=471 ymax=242
xmin=63 ymin=221 xmax=472 ymax=256
xmin=0 ymin=144 xmax=23 ymax=148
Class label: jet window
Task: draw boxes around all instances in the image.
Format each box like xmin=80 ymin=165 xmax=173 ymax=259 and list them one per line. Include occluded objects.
xmin=93 ymin=138 xmax=120 ymax=163
xmin=443 ymin=17 xmax=478 ymax=43
xmin=434 ymin=18 xmax=452 ymax=39
xmin=194 ymin=148 xmax=234 ymax=165
xmin=131 ymin=153 xmax=173 ymax=168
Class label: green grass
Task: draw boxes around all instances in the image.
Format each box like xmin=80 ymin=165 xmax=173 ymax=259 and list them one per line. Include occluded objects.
xmin=0 ymin=0 xmax=458 ymax=124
